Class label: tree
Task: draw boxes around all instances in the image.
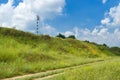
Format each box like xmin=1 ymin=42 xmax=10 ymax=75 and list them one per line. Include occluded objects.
xmin=56 ymin=33 xmax=66 ymax=39
xmin=68 ymin=35 xmax=76 ymax=39
xmin=103 ymin=43 xmax=107 ymax=47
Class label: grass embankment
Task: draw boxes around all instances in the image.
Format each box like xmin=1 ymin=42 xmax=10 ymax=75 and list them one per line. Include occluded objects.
xmin=0 ymin=27 xmax=117 ymax=79
xmin=50 ymin=58 xmax=120 ymax=80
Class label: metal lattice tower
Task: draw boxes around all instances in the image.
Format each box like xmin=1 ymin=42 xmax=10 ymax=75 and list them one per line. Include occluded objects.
xmin=36 ymin=15 xmax=40 ymax=35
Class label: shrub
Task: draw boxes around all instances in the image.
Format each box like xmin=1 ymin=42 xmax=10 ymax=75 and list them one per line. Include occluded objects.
xmin=56 ymin=33 xmax=66 ymax=39
xmin=84 ymin=40 xmax=90 ymax=43
xmin=67 ymin=35 xmax=76 ymax=39
xmin=103 ymin=43 xmax=107 ymax=47
xmin=110 ymin=47 xmax=120 ymax=55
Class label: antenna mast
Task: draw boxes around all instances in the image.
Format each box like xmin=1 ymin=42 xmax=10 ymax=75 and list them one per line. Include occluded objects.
xmin=36 ymin=15 xmax=40 ymax=35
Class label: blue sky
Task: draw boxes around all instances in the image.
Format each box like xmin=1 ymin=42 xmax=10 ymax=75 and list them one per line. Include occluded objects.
xmin=0 ymin=0 xmax=120 ymax=47
xmin=46 ymin=0 xmax=120 ymax=31
xmin=0 ymin=0 xmax=22 ymax=6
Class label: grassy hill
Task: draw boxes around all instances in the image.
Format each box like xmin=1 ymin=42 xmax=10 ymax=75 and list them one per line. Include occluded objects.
xmin=0 ymin=27 xmax=119 ymax=79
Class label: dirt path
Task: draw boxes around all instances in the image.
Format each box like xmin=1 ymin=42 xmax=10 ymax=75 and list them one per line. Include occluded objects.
xmin=2 ymin=60 xmax=104 ymax=80
xmin=34 ymin=60 xmax=105 ymax=80
xmin=34 ymin=73 xmax=64 ymax=80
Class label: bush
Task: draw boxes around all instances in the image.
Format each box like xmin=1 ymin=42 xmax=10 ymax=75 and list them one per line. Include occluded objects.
xmin=84 ymin=40 xmax=90 ymax=43
xmin=103 ymin=43 xmax=107 ymax=47
xmin=56 ymin=33 xmax=66 ymax=39
xmin=110 ymin=47 xmax=120 ymax=55
xmin=67 ymin=35 xmax=76 ymax=39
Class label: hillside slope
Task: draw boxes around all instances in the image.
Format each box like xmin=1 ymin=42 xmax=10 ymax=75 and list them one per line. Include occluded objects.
xmin=0 ymin=27 xmax=114 ymax=58
xmin=0 ymin=27 xmax=118 ymax=79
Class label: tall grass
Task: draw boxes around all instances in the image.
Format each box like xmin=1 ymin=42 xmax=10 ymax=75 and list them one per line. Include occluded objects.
xmin=50 ymin=58 xmax=120 ymax=80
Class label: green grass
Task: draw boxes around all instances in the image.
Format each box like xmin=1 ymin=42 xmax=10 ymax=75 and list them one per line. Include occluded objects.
xmin=49 ymin=58 xmax=120 ymax=80
xmin=0 ymin=55 xmax=104 ymax=79
xmin=0 ymin=27 xmax=119 ymax=79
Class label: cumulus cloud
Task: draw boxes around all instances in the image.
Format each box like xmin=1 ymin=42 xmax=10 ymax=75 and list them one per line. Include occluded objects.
xmin=64 ymin=31 xmax=74 ymax=37
xmin=101 ymin=18 xmax=110 ymax=25
xmin=0 ymin=0 xmax=14 ymax=27
xmin=0 ymin=0 xmax=65 ymax=33
xmin=102 ymin=0 xmax=107 ymax=4
xmin=101 ymin=3 xmax=120 ymax=27
xmin=64 ymin=27 xmax=120 ymax=47
xmin=40 ymin=24 xmax=57 ymax=35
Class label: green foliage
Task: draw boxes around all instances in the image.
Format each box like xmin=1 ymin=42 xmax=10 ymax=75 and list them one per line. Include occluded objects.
xmin=109 ymin=47 xmax=120 ymax=55
xmin=67 ymin=35 xmax=76 ymax=39
xmin=84 ymin=40 xmax=90 ymax=43
xmin=103 ymin=43 xmax=107 ymax=47
xmin=56 ymin=33 xmax=66 ymax=39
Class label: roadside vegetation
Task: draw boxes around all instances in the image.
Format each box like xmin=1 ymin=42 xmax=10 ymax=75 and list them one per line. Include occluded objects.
xmin=49 ymin=58 xmax=120 ymax=80
xmin=0 ymin=27 xmax=119 ymax=79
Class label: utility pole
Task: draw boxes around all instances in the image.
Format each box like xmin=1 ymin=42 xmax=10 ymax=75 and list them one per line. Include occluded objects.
xmin=36 ymin=15 xmax=40 ymax=35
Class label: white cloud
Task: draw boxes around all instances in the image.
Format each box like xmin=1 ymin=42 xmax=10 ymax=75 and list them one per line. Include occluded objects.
xmin=64 ymin=31 xmax=74 ymax=37
xmin=101 ymin=3 xmax=120 ymax=27
xmin=101 ymin=18 xmax=110 ymax=25
xmin=102 ymin=0 xmax=107 ymax=4
xmin=0 ymin=0 xmax=65 ymax=34
xmin=97 ymin=28 xmax=108 ymax=37
xmin=0 ymin=0 xmax=14 ymax=27
xmin=40 ymin=24 xmax=57 ymax=35
xmin=92 ymin=28 xmax=99 ymax=35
